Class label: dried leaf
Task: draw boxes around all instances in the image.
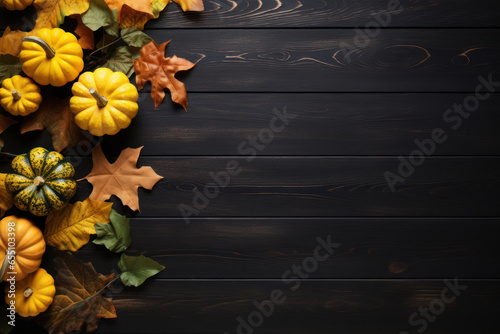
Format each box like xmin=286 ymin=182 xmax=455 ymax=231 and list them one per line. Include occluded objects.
xmin=20 ymin=93 xmax=85 ymax=152
xmin=0 ymin=54 xmax=22 ymax=83
xmin=0 ymin=0 xmax=90 ymax=56
xmin=93 ymin=209 xmax=131 ymax=253
xmin=173 ymin=0 xmax=204 ymax=12
xmin=118 ymin=254 xmax=164 ymax=287
xmin=0 ymin=173 xmax=14 ymax=218
xmin=81 ymin=145 xmax=163 ymax=212
xmin=100 ymin=45 xmax=141 ymax=77
xmin=121 ymin=27 xmax=153 ymax=48
xmin=134 ymin=40 xmax=196 ymax=110
xmin=119 ymin=0 xmax=170 ymax=30
xmin=0 ymin=114 xmax=18 ymax=151
xmin=74 ymin=15 xmax=95 ymax=50
xmin=36 ymin=251 xmax=117 ymax=334
xmin=44 ymin=198 xmax=113 ymax=252
xmin=104 ymin=0 xmax=153 ymax=27
xmin=82 ymin=0 xmax=119 ymax=36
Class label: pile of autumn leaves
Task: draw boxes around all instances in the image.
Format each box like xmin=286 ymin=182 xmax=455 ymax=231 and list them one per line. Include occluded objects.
xmin=0 ymin=0 xmax=204 ymax=332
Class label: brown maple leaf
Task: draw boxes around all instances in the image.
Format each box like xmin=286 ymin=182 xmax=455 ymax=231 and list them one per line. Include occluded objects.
xmin=0 ymin=114 xmax=18 ymax=150
xmin=134 ymin=40 xmax=196 ymax=110
xmin=73 ymin=14 xmax=95 ymax=50
xmin=173 ymin=0 xmax=204 ymax=12
xmin=81 ymin=145 xmax=163 ymax=212
xmin=20 ymin=93 xmax=85 ymax=152
xmin=36 ymin=251 xmax=117 ymax=334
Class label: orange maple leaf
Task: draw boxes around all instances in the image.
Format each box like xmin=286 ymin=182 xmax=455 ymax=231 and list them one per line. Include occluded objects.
xmin=134 ymin=40 xmax=196 ymax=110
xmin=81 ymin=145 xmax=163 ymax=212
xmin=120 ymin=0 xmax=170 ymax=30
xmin=20 ymin=93 xmax=85 ymax=152
xmin=74 ymin=15 xmax=95 ymax=50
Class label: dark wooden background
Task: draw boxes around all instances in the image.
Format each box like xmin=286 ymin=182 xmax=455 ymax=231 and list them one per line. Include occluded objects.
xmin=2 ymin=0 xmax=500 ymax=333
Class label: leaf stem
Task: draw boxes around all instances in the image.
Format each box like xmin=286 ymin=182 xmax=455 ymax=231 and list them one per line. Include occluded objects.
xmin=0 ymin=152 xmax=16 ymax=159
xmin=89 ymin=37 xmax=122 ymax=58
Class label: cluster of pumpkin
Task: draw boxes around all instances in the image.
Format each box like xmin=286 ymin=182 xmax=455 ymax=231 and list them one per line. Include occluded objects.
xmin=0 ymin=27 xmax=139 ymax=136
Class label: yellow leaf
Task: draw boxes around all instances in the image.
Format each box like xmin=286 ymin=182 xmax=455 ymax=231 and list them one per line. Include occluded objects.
xmin=120 ymin=0 xmax=170 ymax=30
xmin=0 ymin=0 xmax=90 ymax=56
xmin=44 ymin=198 xmax=112 ymax=252
xmin=173 ymin=0 xmax=203 ymax=12
xmin=104 ymin=0 xmax=153 ymax=27
xmin=0 ymin=174 xmax=14 ymax=218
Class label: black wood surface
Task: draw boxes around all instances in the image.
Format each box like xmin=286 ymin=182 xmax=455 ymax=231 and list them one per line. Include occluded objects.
xmin=1 ymin=0 xmax=499 ymax=333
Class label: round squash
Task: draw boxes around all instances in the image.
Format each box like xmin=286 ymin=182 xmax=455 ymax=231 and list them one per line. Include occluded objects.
xmin=70 ymin=68 xmax=139 ymax=136
xmin=4 ymin=268 xmax=55 ymax=317
xmin=0 ymin=216 xmax=45 ymax=282
xmin=5 ymin=147 xmax=77 ymax=216
xmin=19 ymin=28 xmax=84 ymax=87
xmin=0 ymin=0 xmax=33 ymax=10
xmin=0 ymin=75 xmax=42 ymax=116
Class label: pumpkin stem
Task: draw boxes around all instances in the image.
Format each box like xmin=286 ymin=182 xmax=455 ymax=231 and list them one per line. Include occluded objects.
xmin=23 ymin=287 xmax=34 ymax=298
xmin=33 ymin=176 xmax=45 ymax=187
xmin=22 ymin=37 xmax=56 ymax=59
xmin=11 ymin=90 xmax=22 ymax=101
xmin=89 ymin=88 xmax=108 ymax=108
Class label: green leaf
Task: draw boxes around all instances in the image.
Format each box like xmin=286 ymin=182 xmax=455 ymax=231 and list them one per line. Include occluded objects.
xmin=121 ymin=27 xmax=153 ymax=48
xmin=93 ymin=210 xmax=131 ymax=253
xmin=118 ymin=254 xmax=165 ymax=287
xmin=82 ymin=0 xmax=119 ymax=36
xmin=0 ymin=55 xmax=22 ymax=83
xmin=100 ymin=45 xmax=141 ymax=77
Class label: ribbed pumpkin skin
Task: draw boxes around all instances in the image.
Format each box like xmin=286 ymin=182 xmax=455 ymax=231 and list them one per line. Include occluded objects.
xmin=19 ymin=28 xmax=84 ymax=87
xmin=1 ymin=0 xmax=33 ymax=10
xmin=70 ymin=68 xmax=139 ymax=136
xmin=6 ymin=147 xmax=77 ymax=216
xmin=0 ymin=75 xmax=42 ymax=116
xmin=0 ymin=216 xmax=45 ymax=281
xmin=4 ymin=268 xmax=55 ymax=317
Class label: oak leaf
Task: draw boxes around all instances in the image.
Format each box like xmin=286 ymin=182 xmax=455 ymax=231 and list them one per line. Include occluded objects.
xmin=36 ymin=251 xmax=117 ymax=334
xmin=0 ymin=174 xmax=14 ymax=218
xmin=81 ymin=145 xmax=163 ymax=212
xmin=20 ymin=93 xmax=85 ymax=152
xmin=134 ymin=40 xmax=196 ymax=110
xmin=0 ymin=114 xmax=18 ymax=151
xmin=44 ymin=198 xmax=113 ymax=252
xmin=173 ymin=0 xmax=204 ymax=12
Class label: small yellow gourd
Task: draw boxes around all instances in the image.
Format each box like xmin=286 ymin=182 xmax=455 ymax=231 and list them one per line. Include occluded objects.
xmin=0 ymin=0 xmax=33 ymax=10
xmin=19 ymin=28 xmax=84 ymax=87
xmin=4 ymin=268 xmax=56 ymax=317
xmin=70 ymin=68 xmax=139 ymax=136
xmin=0 ymin=75 xmax=42 ymax=116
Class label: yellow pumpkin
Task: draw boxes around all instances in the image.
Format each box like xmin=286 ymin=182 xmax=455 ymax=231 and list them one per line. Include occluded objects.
xmin=70 ymin=68 xmax=139 ymax=136
xmin=4 ymin=268 xmax=55 ymax=317
xmin=0 ymin=75 xmax=42 ymax=116
xmin=19 ymin=28 xmax=84 ymax=87
xmin=0 ymin=216 xmax=45 ymax=282
xmin=0 ymin=0 xmax=33 ymax=10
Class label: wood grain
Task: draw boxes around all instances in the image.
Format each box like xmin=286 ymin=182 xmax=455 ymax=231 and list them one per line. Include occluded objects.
xmin=137 ymin=29 xmax=500 ymax=92
xmin=77 ymin=218 xmax=500 ymax=279
xmin=66 ymin=157 xmax=500 ymax=217
xmin=4 ymin=92 xmax=500 ymax=156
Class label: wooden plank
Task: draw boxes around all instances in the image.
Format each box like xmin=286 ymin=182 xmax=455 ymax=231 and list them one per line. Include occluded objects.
xmin=78 ymin=218 xmax=500 ymax=279
xmin=151 ymin=0 xmax=500 ymax=28
xmin=63 ymin=157 xmax=500 ymax=217
xmin=137 ymin=29 xmax=500 ymax=92
xmin=4 ymin=92 xmax=500 ymax=156
xmin=85 ymin=280 xmax=500 ymax=333
xmin=2 ymin=1 xmax=500 ymax=30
